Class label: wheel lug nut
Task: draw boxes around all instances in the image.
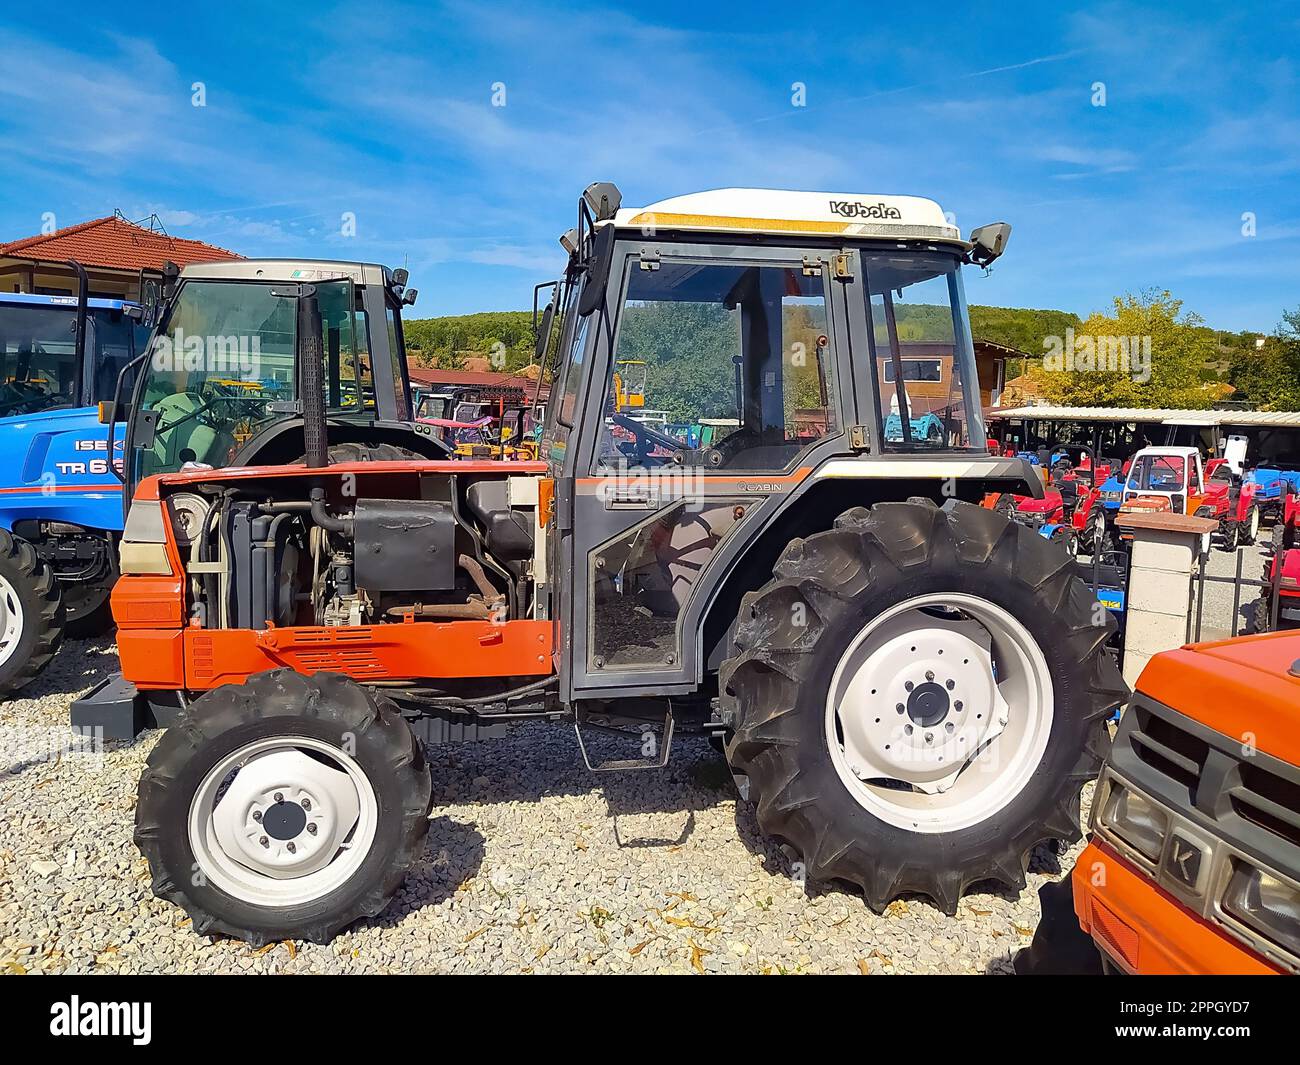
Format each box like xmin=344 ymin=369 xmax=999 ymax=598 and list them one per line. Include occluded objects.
xmin=259 ymin=836 xmax=269 ymax=848
xmin=307 ymin=823 xmax=317 ymax=835
xmin=301 ymin=799 xmax=311 ymax=812
xmin=925 ymin=732 xmax=934 ymax=743
xmin=954 ymin=701 xmax=963 ymax=711
xmin=274 ymin=792 xmax=284 ymax=803
xmin=945 ymin=722 xmax=955 ymax=733
xmin=287 ymin=842 xmax=296 ymax=854
xmin=252 ymin=810 xmax=262 ymax=823
xmin=896 ymin=703 xmax=905 ymax=714
xmin=925 ymin=670 xmax=934 ymax=682
xmin=904 ymin=681 xmax=913 ymax=692
xmin=945 ymin=679 xmax=955 ymax=690
xmin=904 ymin=724 xmax=913 ymax=735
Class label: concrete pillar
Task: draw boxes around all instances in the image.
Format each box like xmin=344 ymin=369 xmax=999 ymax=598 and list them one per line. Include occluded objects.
xmin=1117 ymin=512 xmax=1218 ymax=688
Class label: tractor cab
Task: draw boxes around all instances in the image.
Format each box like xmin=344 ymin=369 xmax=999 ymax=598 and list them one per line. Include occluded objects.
xmin=1119 ymin=446 xmax=1205 ymax=520
xmin=0 ymin=290 xmax=148 ymax=418
xmin=114 ymin=258 xmax=448 ymax=500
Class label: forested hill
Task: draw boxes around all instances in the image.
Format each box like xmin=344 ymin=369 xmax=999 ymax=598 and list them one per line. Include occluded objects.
xmin=403 ymin=304 xmax=1084 ymax=372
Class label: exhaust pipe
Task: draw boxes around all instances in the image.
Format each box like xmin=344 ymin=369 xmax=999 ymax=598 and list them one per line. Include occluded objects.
xmin=298 ymin=289 xmax=328 ymax=469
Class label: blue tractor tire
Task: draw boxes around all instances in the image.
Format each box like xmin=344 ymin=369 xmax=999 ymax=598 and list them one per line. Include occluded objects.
xmin=0 ymin=528 xmax=65 ymax=695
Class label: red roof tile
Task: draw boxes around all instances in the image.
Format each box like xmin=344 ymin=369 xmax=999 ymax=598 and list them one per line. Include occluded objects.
xmin=0 ymin=216 xmax=240 ymax=272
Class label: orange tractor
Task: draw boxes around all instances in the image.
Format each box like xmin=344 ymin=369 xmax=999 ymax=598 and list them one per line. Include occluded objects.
xmin=1073 ymin=631 xmax=1300 ymax=974
xmin=76 ymin=183 xmax=1125 ymax=944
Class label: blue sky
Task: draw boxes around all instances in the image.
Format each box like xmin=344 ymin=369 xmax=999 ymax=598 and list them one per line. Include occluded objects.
xmin=1 ymin=1 xmax=1296 ymax=331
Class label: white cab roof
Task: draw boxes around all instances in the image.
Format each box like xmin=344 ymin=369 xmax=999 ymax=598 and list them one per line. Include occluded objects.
xmin=180 ymin=258 xmax=393 ymax=287
xmin=612 ymin=188 xmax=963 ymax=244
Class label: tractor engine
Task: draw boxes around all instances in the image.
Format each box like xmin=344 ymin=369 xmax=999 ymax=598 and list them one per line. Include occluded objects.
xmin=112 ymin=462 xmax=551 ymax=691
xmin=167 ymin=478 xmax=533 ymax=631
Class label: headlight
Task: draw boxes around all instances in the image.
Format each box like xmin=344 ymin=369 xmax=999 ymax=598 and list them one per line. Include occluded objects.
xmin=1104 ymin=784 xmax=1168 ymax=861
xmin=1222 ymin=862 xmax=1300 ymax=956
xmin=1100 ymin=491 xmax=1121 ymax=504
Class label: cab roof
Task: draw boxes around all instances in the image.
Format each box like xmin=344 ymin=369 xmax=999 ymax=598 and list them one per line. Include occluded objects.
xmin=179 ymin=258 xmax=394 ymax=287
xmin=611 ymin=188 xmax=964 ymax=245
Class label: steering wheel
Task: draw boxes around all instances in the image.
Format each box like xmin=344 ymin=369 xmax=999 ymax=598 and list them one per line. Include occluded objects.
xmin=610 ymin=413 xmax=679 ymax=467
xmin=0 ymin=380 xmax=54 ymax=417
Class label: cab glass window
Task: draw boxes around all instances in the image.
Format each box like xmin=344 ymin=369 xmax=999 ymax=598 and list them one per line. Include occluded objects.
xmin=862 ymin=252 xmax=982 ymax=450
xmin=596 ymin=260 xmax=838 ymax=471
xmin=0 ymin=304 xmax=79 ymax=415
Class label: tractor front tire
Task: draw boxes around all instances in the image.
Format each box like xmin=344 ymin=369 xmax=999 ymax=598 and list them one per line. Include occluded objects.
xmin=1221 ymin=518 xmax=1240 ymax=553
xmin=1239 ymin=505 xmax=1261 ymax=547
xmin=136 ymin=670 xmax=432 ymax=945
xmin=1251 ymin=596 xmax=1273 ymax=634
xmin=720 ymin=500 xmax=1125 ymax=914
xmin=64 ymin=578 xmax=117 ymax=638
xmin=0 ymin=529 xmax=64 ymax=696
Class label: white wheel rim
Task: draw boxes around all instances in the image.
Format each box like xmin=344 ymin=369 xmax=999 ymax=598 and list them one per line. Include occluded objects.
xmin=0 ymin=574 xmax=24 ymax=669
xmin=825 ymin=592 xmax=1055 ymax=833
xmin=1250 ymin=508 xmax=1260 ymax=540
xmin=188 ymin=736 xmax=378 ymax=908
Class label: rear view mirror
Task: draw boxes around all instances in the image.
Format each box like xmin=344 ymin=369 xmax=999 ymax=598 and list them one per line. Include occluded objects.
xmin=534 ymin=300 xmax=556 ymax=362
xmin=578 ymin=225 xmax=615 ymax=317
xmin=968 ymin=222 xmax=1012 ymax=267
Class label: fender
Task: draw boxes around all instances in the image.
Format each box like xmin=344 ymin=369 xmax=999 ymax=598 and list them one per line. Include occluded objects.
xmin=227 ymin=414 xmax=452 ymax=467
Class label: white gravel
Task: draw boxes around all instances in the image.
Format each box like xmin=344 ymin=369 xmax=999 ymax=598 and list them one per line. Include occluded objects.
xmin=1191 ymin=540 xmax=1273 ymax=640
xmin=0 ymin=634 xmax=1099 ymax=976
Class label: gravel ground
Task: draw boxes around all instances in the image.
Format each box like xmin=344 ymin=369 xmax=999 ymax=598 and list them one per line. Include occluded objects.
xmin=0 ymin=634 xmax=1101 ymax=976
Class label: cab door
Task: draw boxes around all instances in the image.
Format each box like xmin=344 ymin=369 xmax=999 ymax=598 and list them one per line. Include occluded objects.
xmin=556 ymin=240 xmax=857 ymax=701
xmin=1186 ymin=453 xmax=1206 ymax=514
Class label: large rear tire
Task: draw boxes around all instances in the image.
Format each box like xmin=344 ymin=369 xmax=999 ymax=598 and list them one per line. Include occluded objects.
xmin=720 ymin=500 xmax=1125 ymax=914
xmin=135 ymin=670 xmax=432 ymax=945
xmin=294 ymin=442 xmax=426 ymax=464
xmin=0 ymin=529 xmax=64 ymax=696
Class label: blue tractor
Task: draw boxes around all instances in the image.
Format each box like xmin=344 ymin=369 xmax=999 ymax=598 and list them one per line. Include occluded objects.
xmin=0 ymin=268 xmax=150 ymax=693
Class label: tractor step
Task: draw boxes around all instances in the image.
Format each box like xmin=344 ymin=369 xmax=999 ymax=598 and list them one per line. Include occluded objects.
xmin=574 ymin=709 xmax=674 ymax=771
xmin=70 ymin=673 xmax=187 ymax=740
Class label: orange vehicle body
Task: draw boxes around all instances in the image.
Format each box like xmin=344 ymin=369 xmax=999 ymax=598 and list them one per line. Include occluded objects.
xmin=1074 ymin=631 xmax=1300 ymax=974
xmin=111 ymin=459 xmax=556 ymax=691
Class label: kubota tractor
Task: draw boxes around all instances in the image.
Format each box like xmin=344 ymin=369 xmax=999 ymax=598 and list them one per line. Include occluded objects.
xmin=1073 ymin=630 xmax=1300 ymax=974
xmin=79 ymin=184 xmax=1125 ymax=944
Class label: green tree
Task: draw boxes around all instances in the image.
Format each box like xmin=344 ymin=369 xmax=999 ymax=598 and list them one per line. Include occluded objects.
xmin=1228 ymin=308 xmax=1300 ymax=410
xmin=1031 ymin=290 xmax=1217 ymax=409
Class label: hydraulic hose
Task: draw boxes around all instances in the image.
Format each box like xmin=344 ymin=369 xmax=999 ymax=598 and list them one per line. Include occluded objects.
xmin=309 ymin=486 xmax=353 ymax=537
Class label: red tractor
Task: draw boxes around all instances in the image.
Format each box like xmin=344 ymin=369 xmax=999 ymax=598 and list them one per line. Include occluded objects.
xmin=1008 ymin=449 xmax=1109 ymax=556
xmin=1200 ymin=457 xmax=1262 ymax=550
xmin=76 ymin=183 xmax=1125 ymax=945
xmin=1255 ymin=483 xmax=1300 ymax=632
xmin=1116 ymin=448 xmax=1260 ymax=553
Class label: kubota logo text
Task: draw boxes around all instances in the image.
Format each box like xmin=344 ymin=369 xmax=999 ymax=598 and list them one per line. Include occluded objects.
xmin=828 ymin=200 xmax=903 ymax=220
